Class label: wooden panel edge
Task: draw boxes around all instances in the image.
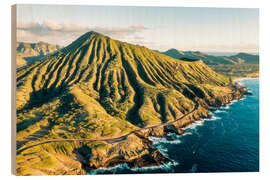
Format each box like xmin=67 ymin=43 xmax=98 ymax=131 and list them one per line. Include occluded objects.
xmin=11 ymin=4 xmax=17 ymax=176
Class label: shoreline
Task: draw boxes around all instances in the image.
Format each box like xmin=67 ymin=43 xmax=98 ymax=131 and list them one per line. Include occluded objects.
xmin=233 ymin=76 xmax=259 ymax=83
xmin=16 ymin=79 xmax=253 ymax=175
xmin=85 ymin=84 xmax=251 ymax=173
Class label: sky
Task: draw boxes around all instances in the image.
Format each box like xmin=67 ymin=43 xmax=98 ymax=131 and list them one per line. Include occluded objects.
xmin=16 ymin=4 xmax=259 ymax=53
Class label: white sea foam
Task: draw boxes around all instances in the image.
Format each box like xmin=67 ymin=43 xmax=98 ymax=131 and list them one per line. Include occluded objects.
xmin=131 ymin=161 xmax=179 ymax=172
xmin=89 ymin=163 xmax=130 ymax=174
xmin=232 ymin=99 xmax=238 ymax=103
xmin=182 ymin=131 xmax=192 ymax=136
xmin=181 ymin=112 xmax=223 ymax=135
xmin=184 ymin=113 xmax=222 ymax=128
xmin=181 ymin=120 xmax=204 ymax=131
xmin=188 ymin=120 xmax=204 ymax=129
xmin=239 ymin=96 xmax=246 ymax=101
xmin=209 ymin=115 xmax=221 ymax=120
xmin=89 ymin=161 xmax=178 ymax=174
xmin=221 ymin=105 xmax=229 ymax=109
xmin=219 ymin=98 xmax=240 ymax=110
xmin=213 ymin=109 xmax=226 ymax=113
xmin=89 ymin=160 xmax=179 ymax=174
xmin=167 ymin=132 xmax=182 ymax=138
xmin=148 ymin=136 xmax=182 ymax=145
xmin=228 ymin=99 xmax=238 ymax=106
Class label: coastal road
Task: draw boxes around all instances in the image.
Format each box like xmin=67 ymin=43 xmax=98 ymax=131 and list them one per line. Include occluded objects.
xmin=17 ymin=104 xmax=198 ymax=155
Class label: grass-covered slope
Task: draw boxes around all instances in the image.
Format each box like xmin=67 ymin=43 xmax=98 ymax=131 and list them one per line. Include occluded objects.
xmin=16 ymin=31 xmax=240 ymax=175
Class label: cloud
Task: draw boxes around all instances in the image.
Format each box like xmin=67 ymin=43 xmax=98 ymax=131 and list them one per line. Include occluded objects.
xmin=133 ymin=36 xmax=144 ymax=40
xmin=130 ymin=24 xmax=147 ymax=31
xmin=17 ymin=21 xmax=88 ymax=36
xmin=17 ymin=21 xmax=39 ymax=29
xmin=93 ymin=25 xmax=147 ymax=37
xmin=17 ymin=21 xmax=148 ymax=46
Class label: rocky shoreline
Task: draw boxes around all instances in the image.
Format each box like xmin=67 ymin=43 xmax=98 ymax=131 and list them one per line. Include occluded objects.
xmin=78 ymin=83 xmax=251 ymax=174
xmin=15 ymin=83 xmax=251 ymax=176
xmin=15 ymin=83 xmax=250 ymax=176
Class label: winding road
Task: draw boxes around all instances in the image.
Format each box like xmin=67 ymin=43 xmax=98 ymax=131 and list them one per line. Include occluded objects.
xmin=16 ymin=104 xmax=198 ymax=155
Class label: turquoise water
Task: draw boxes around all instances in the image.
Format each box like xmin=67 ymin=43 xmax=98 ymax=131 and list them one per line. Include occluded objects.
xmin=90 ymin=78 xmax=259 ymax=174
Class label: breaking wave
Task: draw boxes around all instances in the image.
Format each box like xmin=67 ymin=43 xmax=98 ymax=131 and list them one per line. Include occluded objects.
xmin=182 ymin=113 xmax=222 ymax=131
xmin=149 ymin=136 xmax=182 ymax=145
xmin=132 ymin=161 xmax=179 ymax=172
xmin=89 ymin=163 xmax=130 ymax=175
xmin=213 ymin=109 xmax=226 ymax=113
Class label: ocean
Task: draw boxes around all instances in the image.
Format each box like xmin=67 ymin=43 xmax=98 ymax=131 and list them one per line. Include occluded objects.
xmin=90 ymin=78 xmax=259 ymax=174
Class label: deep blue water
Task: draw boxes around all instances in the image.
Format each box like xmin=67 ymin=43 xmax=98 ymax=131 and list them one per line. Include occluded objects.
xmin=90 ymin=78 xmax=259 ymax=174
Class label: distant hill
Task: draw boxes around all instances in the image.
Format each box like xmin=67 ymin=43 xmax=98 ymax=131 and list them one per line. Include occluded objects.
xmin=162 ymin=49 xmax=259 ymax=77
xmin=163 ymin=49 xmax=259 ymax=65
xmin=229 ymin=53 xmax=259 ymax=64
xmin=163 ymin=49 xmax=237 ymax=65
xmin=16 ymin=41 xmax=62 ymax=67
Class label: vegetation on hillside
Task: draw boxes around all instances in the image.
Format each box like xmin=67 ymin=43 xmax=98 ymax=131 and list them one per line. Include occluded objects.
xmin=16 ymin=31 xmax=241 ymax=175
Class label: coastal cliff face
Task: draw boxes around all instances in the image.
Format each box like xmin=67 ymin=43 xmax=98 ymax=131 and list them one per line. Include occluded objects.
xmin=16 ymin=88 xmax=248 ymax=175
xmin=16 ymin=31 xmax=249 ymax=175
xmin=83 ymin=89 xmax=248 ymax=172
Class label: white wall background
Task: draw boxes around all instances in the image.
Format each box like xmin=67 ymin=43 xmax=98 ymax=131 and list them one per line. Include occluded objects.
xmin=1 ymin=0 xmax=269 ymax=179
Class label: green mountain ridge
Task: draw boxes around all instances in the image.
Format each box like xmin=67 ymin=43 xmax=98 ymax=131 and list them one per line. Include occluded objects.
xmin=163 ymin=48 xmax=259 ymax=77
xmin=163 ymin=48 xmax=259 ymax=65
xmin=16 ymin=31 xmax=247 ymax=175
xmin=229 ymin=52 xmax=259 ymax=64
